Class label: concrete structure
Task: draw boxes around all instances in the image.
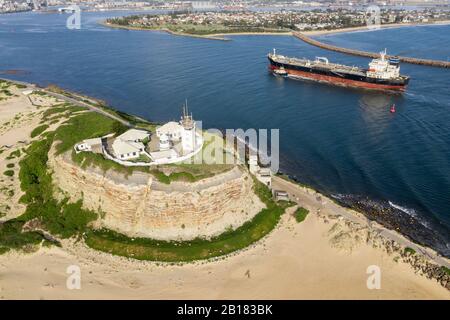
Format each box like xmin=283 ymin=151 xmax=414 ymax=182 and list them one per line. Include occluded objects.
xmin=273 ymin=190 xmax=289 ymax=202
xmin=111 ymin=129 xmax=150 ymax=160
xmin=74 ymin=138 xmax=102 ymax=153
xmin=248 ymin=154 xmax=272 ymax=187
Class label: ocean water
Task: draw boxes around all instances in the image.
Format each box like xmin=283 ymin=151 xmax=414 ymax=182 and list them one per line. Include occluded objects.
xmin=1 ymin=11 xmax=449 ymax=255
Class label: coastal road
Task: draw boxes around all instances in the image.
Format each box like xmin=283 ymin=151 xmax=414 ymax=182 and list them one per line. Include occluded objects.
xmin=272 ymin=176 xmax=450 ymax=268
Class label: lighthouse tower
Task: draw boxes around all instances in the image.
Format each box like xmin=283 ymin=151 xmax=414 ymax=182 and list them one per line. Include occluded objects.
xmin=180 ymin=101 xmax=196 ymax=155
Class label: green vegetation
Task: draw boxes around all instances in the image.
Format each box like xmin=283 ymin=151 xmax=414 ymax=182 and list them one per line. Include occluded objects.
xmin=85 ymin=178 xmax=286 ymax=262
xmin=3 ymin=170 xmax=14 ymax=177
xmin=72 ymin=150 xmax=139 ymax=176
xmin=6 ymin=149 xmax=21 ymax=160
xmin=0 ymin=110 xmax=118 ymax=254
xmin=294 ymin=207 xmax=309 ymax=223
xmin=40 ymin=103 xmax=87 ymax=124
xmin=0 ymin=89 xmax=13 ymax=97
xmin=441 ymin=266 xmax=450 ymax=276
xmin=404 ymin=247 xmax=416 ymax=255
xmin=18 ymin=132 xmax=97 ymax=238
xmin=150 ymin=163 xmax=233 ymax=184
xmin=107 ymin=16 xmax=291 ymax=36
xmin=0 ymin=220 xmax=47 ymax=255
xmin=54 ymin=112 xmax=117 ymax=155
xmin=6 ymin=163 xmax=14 ymax=168
xmin=30 ymin=124 xmax=49 ymax=138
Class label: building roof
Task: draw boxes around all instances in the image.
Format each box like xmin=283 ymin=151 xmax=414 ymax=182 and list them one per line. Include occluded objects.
xmin=117 ymin=129 xmax=150 ymax=142
xmin=156 ymin=121 xmax=183 ymax=135
xmin=150 ymin=149 xmax=178 ymax=161
xmin=112 ymin=139 xmax=144 ymax=156
xmin=83 ymin=138 xmax=102 ymax=146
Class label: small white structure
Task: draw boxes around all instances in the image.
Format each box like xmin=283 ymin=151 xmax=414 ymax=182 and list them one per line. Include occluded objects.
xmin=22 ymin=89 xmax=34 ymax=96
xmin=112 ymin=129 xmax=150 ymax=160
xmin=159 ymin=133 xmax=170 ymax=151
xmin=74 ymin=138 xmax=102 ymax=153
xmin=258 ymin=167 xmax=272 ymax=187
xmin=273 ymin=190 xmax=289 ymax=202
xmin=248 ymin=155 xmax=259 ymax=174
xmin=248 ymin=154 xmax=272 ymax=187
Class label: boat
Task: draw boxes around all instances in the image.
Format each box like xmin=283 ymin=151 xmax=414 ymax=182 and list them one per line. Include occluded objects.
xmin=273 ymin=66 xmax=288 ymax=76
xmin=268 ymin=49 xmax=410 ymax=91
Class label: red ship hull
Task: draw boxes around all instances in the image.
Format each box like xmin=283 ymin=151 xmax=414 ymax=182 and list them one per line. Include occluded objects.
xmin=269 ymin=65 xmax=407 ymax=91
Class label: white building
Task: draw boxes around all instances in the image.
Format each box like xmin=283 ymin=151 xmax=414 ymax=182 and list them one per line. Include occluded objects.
xmin=155 ymin=103 xmax=198 ymax=156
xmin=111 ymin=129 xmax=150 ymax=160
xmin=74 ymin=137 xmax=102 ymax=153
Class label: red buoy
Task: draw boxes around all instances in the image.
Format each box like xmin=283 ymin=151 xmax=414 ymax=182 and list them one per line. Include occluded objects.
xmin=390 ymin=104 xmax=396 ymax=113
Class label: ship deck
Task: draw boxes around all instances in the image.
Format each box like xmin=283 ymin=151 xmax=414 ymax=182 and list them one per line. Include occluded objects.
xmin=270 ymin=54 xmax=366 ymax=77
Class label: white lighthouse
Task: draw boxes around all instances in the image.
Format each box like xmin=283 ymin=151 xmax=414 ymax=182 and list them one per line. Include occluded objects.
xmin=180 ymin=101 xmax=196 ymax=155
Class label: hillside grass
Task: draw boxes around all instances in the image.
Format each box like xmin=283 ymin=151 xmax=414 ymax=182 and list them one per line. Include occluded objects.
xmin=30 ymin=124 xmax=49 ymax=138
xmin=85 ymin=178 xmax=289 ymax=262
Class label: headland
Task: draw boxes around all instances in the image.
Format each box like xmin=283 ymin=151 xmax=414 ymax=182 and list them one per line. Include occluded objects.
xmin=0 ymin=78 xmax=448 ymax=298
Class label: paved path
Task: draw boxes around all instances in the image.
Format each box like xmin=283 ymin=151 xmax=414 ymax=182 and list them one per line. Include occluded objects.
xmin=43 ymin=91 xmax=132 ymax=127
xmin=272 ymin=176 xmax=450 ymax=268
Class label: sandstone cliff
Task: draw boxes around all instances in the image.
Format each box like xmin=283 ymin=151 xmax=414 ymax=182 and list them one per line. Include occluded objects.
xmin=49 ymin=148 xmax=265 ymax=241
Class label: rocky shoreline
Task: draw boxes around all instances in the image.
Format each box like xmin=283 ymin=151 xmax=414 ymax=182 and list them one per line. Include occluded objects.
xmin=323 ymin=214 xmax=450 ymax=290
xmin=332 ymin=194 xmax=450 ymax=259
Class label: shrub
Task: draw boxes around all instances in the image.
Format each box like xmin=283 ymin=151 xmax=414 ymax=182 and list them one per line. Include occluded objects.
xmin=294 ymin=207 xmax=309 ymax=223
xmin=441 ymin=266 xmax=450 ymax=276
xmin=6 ymin=163 xmax=14 ymax=168
xmin=6 ymin=149 xmax=21 ymax=160
xmin=0 ymin=220 xmax=46 ymax=254
xmin=3 ymin=170 xmax=14 ymax=177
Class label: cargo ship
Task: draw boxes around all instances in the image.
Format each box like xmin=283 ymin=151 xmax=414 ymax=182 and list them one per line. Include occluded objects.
xmin=268 ymin=49 xmax=410 ymax=91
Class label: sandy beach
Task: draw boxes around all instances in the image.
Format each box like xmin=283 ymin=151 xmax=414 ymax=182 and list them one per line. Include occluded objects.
xmin=0 ymin=82 xmax=449 ymax=299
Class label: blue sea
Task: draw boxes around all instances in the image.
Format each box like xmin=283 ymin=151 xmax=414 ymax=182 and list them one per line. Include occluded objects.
xmin=1 ymin=11 xmax=449 ymax=255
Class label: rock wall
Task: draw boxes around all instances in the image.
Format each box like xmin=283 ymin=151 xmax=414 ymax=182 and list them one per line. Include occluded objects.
xmin=49 ymin=149 xmax=265 ymax=241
